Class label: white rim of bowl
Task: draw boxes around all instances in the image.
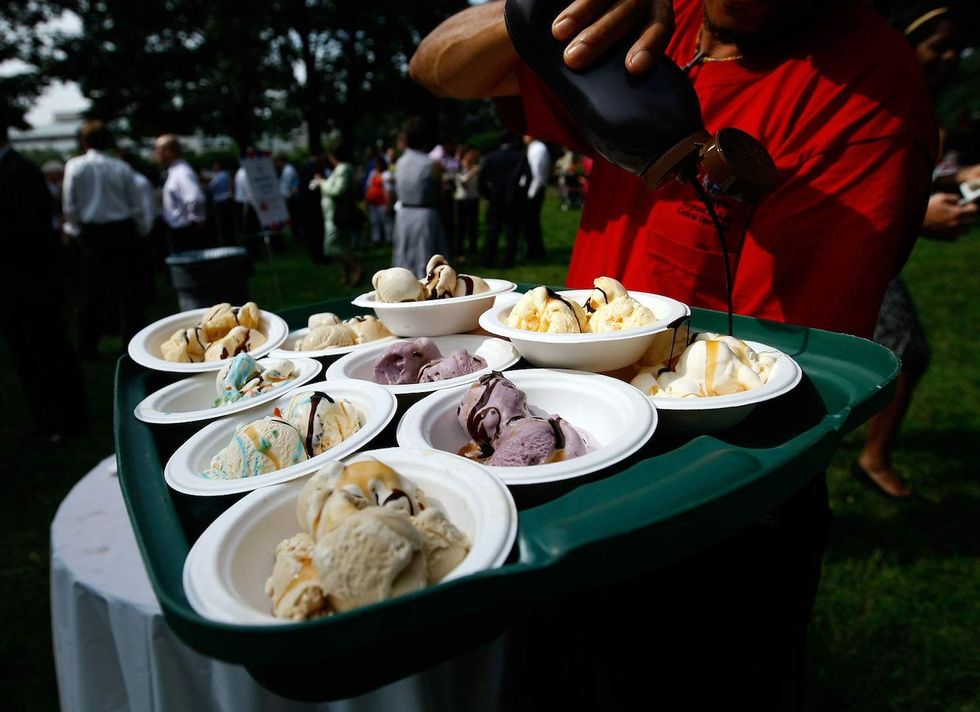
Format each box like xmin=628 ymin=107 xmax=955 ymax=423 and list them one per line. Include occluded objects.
xmin=639 ymin=340 xmax=803 ymax=411
xmin=182 ymin=446 xmax=518 ymax=626
xmin=479 ymin=289 xmax=691 ymax=344
xmin=270 ymin=329 xmax=397 ymax=359
xmin=134 ymin=357 xmax=323 ymax=425
xmin=351 ymin=278 xmax=517 ymax=309
xmin=164 ymin=380 xmax=397 ymax=496
xmin=324 ymin=335 xmax=521 ymax=395
xmin=396 ymin=368 xmax=658 ymax=486
xmin=128 ymin=308 xmax=290 ymax=373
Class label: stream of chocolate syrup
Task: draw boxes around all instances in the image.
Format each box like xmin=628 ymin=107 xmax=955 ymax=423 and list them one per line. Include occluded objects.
xmin=688 ymin=178 xmax=734 ymax=336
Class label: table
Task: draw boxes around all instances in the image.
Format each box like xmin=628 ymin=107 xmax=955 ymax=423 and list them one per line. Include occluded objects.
xmin=51 ymin=456 xmax=505 ymax=712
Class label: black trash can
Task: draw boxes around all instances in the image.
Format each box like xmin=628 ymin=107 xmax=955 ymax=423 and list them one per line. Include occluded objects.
xmin=166 ymin=247 xmax=252 ymax=311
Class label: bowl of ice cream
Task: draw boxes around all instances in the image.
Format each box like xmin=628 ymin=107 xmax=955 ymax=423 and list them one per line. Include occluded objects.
xmin=396 ymin=369 xmax=657 ymax=486
xmin=128 ymin=302 xmax=290 ymax=373
xmin=478 ymin=279 xmax=690 ymax=373
xmin=351 ymin=256 xmax=517 ymax=337
xmin=270 ymin=312 xmax=397 ymax=360
xmin=628 ymin=331 xmax=803 ymax=435
xmin=164 ymin=380 xmax=397 ymax=496
xmin=325 ymin=334 xmax=521 ymax=396
xmin=182 ymin=447 xmax=518 ymax=625
xmin=134 ymin=355 xmax=322 ymax=425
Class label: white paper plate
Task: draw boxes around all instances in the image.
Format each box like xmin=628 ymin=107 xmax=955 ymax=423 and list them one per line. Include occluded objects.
xmin=269 ymin=328 xmax=397 ymax=360
xmin=351 ymin=278 xmax=517 ymax=337
xmin=164 ymin=381 xmax=397 ymax=496
xmin=134 ymin=358 xmax=322 ymax=425
xmin=325 ymin=335 xmax=520 ymax=396
xmin=396 ymin=368 xmax=658 ymax=486
xmin=182 ymin=447 xmax=518 ymax=625
xmin=639 ymin=340 xmax=803 ymax=434
xmin=128 ymin=307 xmax=289 ymax=373
xmin=479 ymin=289 xmax=690 ymax=372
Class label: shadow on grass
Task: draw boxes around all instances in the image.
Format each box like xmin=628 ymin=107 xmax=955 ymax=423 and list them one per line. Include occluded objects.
xmin=826 ymin=428 xmax=980 ymax=563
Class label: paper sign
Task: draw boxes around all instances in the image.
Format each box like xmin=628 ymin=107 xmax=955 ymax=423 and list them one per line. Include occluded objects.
xmin=242 ymin=153 xmax=290 ymax=230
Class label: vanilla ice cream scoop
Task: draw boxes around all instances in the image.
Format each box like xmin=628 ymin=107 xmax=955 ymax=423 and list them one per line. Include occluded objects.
xmin=313 ymin=507 xmax=428 ymax=613
xmin=633 ymin=333 xmax=774 ymax=398
xmin=412 ymin=508 xmax=470 ymax=583
xmin=294 ymin=323 xmax=357 ymax=351
xmin=284 ymin=390 xmax=363 ymax=456
xmin=508 ymin=286 xmax=588 ymax=333
xmin=297 ymin=458 xmax=425 ymax=539
xmin=204 ymin=326 xmax=267 ymax=361
xmin=587 ymin=297 xmax=656 ymax=332
xmin=583 ymin=276 xmax=630 ymax=313
xmin=345 ymin=315 xmax=391 ymax=344
xmin=422 ymin=255 xmax=458 ymax=299
xmin=200 ymin=302 xmax=262 ymax=341
xmin=372 ymin=267 xmax=426 ymax=303
xmin=265 ymin=533 xmax=331 ymax=620
xmin=161 ymin=327 xmax=209 ymax=363
xmin=454 ymin=274 xmax=490 ymax=296
xmin=308 ymin=312 xmax=342 ymax=330
xmin=204 ymin=416 xmax=307 ymax=479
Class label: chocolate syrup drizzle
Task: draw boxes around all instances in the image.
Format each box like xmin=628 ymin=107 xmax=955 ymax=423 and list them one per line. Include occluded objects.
xmin=689 ymin=178 xmax=734 ymax=336
xmin=382 ymin=488 xmax=416 ymax=515
xmin=657 ymin=314 xmax=693 ymax=376
xmin=583 ymin=287 xmax=607 ymax=314
xmin=303 ymin=391 xmax=335 ymax=456
xmin=457 ymin=275 xmax=475 ymax=295
xmin=544 ymin=287 xmax=580 ymax=316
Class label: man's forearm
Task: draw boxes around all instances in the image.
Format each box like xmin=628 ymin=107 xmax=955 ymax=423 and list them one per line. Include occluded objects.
xmin=409 ymin=1 xmax=520 ymax=99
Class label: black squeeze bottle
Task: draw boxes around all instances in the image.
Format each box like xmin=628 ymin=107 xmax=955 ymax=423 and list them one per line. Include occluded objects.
xmin=504 ymin=0 xmax=777 ymax=201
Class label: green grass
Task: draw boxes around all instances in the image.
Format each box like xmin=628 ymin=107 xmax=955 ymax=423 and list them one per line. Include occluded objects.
xmin=1 ymin=192 xmax=977 ymax=709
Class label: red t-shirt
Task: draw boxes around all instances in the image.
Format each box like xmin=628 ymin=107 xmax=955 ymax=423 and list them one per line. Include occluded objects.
xmin=503 ymin=0 xmax=938 ymax=337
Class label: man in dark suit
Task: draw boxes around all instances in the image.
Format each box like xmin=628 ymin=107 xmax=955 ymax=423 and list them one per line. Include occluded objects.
xmin=0 ymin=120 xmax=87 ymax=440
xmin=478 ymin=132 xmax=529 ymax=267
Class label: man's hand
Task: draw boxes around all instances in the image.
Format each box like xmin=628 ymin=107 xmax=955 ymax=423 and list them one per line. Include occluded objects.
xmin=923 ymin=192 xmax=977 ymax=237
xmin=552 ymin=0 xmax=674 ymax=76
xmin=955 ymin=164 xmax=980 ymax=185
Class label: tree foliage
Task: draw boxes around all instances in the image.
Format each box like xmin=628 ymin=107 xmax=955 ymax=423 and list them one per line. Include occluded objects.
xmin=22 ymin=0 xmax=490 ymax=150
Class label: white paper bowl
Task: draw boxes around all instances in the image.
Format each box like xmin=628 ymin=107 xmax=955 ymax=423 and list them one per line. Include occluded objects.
xmin=639 ymin=340 xmax=803 ymax=435
xmin=396 ymin=369 xmax=657 ymax=486
xmin=479 ymin=290 xmax=690 ymax=372
xmin=351 ymin=279 xmax=517 ymax=337
xmin=182 ymin=447 xmax=518 ymax=625
xmin=164 ymin=380 xmax=397 ymax=496
xmin=128 ymin=307 xmax=289 ymax=373
xmin=325 ymin=335 xmax=521 ymax=396
xmin=269 ymin=328 xmax=396 ymax=360
xmin=134 ymin=358 xmax=322 ymax=425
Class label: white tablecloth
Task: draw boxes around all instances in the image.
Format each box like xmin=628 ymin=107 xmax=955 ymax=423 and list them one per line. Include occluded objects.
xmin=51 ymin=456 xmax=505 ymax=712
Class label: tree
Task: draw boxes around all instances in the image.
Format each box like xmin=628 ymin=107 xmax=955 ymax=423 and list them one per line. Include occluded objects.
xmin=0 ymin=1 xmax=63 ymax=128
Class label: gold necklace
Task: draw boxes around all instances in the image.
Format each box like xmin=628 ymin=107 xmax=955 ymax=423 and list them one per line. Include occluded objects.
xmin=681 ymin=28 xmax=744 ymax=72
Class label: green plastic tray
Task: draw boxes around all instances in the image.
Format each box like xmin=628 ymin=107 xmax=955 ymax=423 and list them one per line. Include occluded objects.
xmin=114 ymin=293 xmax=898 ymax=701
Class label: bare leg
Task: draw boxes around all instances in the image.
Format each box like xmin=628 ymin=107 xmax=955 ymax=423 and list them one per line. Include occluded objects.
xmin=857 ymin=370 xmax=919 ymax=497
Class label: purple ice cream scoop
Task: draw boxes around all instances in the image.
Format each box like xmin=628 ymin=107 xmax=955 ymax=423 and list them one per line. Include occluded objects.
xmin=418 ymin=350 xmax=487 ymax=383
xmin=487 ymin=415 xmax=590 ymax=467
xmin=373 ymin=338 xmax=442 ymax=385
xmin=456 ymin=372 xmax=531 ymax=453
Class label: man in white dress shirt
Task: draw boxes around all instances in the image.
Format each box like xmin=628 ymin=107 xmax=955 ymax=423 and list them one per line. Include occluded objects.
xmin=154 ymin=134 xmax=206 ymax=253
xmin=63 ymin=120 xmax=149 ymax=358
xmin=523 ymin=135 xmax=551 ymax=261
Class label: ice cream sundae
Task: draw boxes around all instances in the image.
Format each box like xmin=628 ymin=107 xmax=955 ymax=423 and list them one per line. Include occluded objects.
xmin=456 ymin=372 xmax=590 ymax=466
xmin=202 ymin=390 xmax=362 ymax=479
xmin=293 ymin=313 xmax=391 ymax=351
xmin=508 ymin=277 xmax=656 ymax=334
xmin=373 ymin=338 xmax=487 ymax=385
xmin=371 ymin=255 xmax=489 ymax=303
xmin=631 ymin=332 xmax=776 ymax=398
xmin=161 ymin=302 xmax=268 ymax=363
xmin=265 ymin=458 xmax=470 ymax=620
xmin=214 ymin=353 xmax=297 ymax=406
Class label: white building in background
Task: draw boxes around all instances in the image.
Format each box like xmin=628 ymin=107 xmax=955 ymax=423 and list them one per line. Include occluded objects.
xmin=9 ymin=111 xmax=85 ymax=153
xmin=9 ymin=111 xmax=308 ymax=159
